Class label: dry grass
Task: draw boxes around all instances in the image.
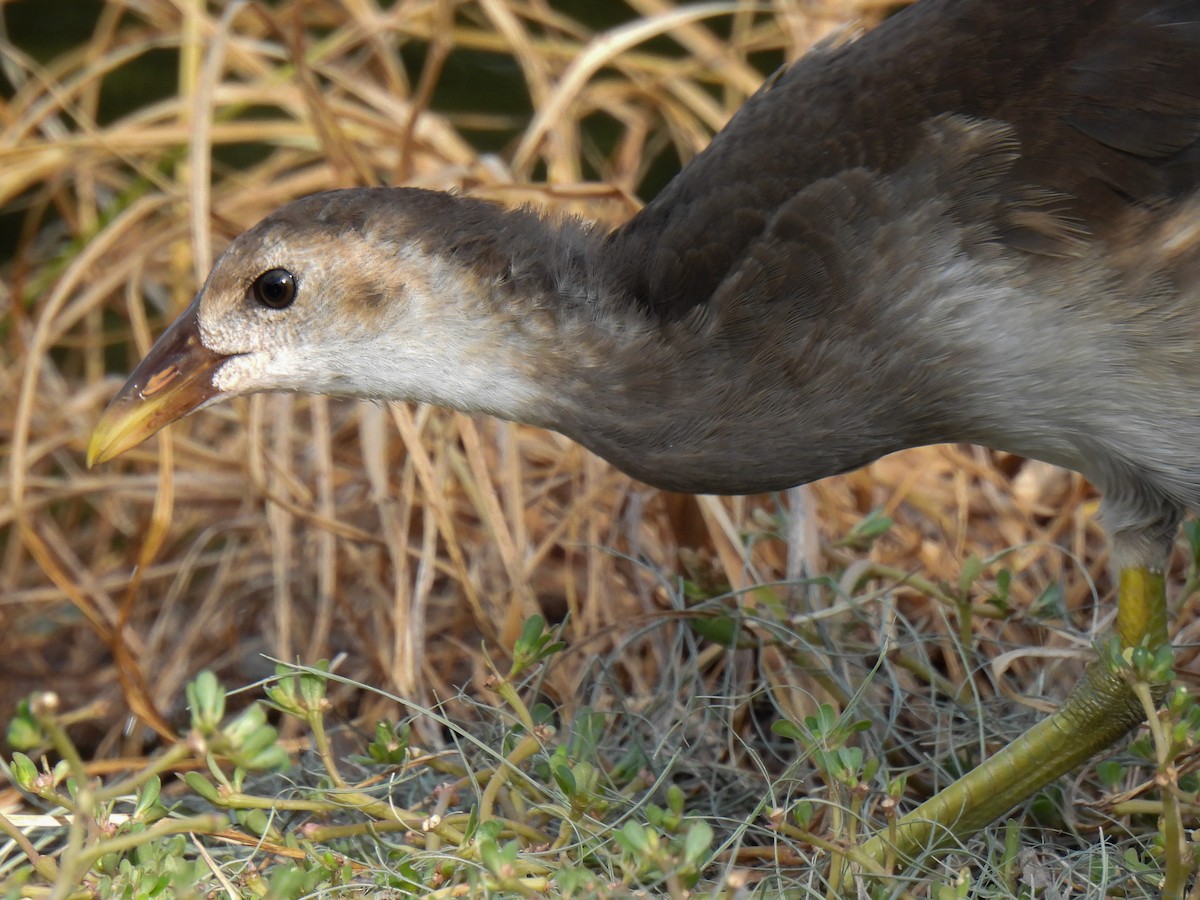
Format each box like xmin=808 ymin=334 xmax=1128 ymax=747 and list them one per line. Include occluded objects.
xmin=1 ymin=0 xmax=1198 ymax=895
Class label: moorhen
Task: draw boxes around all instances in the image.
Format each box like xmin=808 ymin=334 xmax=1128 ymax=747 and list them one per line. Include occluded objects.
xmin=88 ymin=0 xmax=1200 ymax=873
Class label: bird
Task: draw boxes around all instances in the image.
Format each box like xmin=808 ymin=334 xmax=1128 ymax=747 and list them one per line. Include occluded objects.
xmin=89 ymin=0 xmax=1200 ymax=872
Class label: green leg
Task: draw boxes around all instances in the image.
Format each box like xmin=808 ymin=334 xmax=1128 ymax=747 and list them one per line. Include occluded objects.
xmin=847 ymin=568 xmax=1169 ymax=878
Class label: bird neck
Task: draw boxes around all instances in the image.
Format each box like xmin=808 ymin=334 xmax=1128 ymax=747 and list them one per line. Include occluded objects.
xmin=490 ymin=262 xmax=935 ymax=495
xmin=366 ymin=199 xmax=1045 ymax=497
xmin=373 ymin=203 xmax=961 ymax=496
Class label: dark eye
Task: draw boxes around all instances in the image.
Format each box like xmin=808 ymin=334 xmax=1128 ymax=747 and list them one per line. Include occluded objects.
xmin=251 ymin=268 xmax=296 ymax=309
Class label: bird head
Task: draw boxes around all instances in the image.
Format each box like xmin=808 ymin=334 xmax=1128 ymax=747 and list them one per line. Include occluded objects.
xmin=87 ymin=187 xmax=559 ymax=466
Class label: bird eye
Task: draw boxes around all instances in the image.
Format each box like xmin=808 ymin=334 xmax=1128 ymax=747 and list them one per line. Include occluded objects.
xmin=251 ymin=268 xmax=296 ymax=309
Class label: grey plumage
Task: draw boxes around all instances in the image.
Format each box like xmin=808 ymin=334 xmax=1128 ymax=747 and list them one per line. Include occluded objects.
xmin=92 ymin=0 xmax=1200 ymax=575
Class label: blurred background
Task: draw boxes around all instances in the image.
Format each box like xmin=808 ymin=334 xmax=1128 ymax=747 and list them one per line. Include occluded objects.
xmin=2 ymin=1 xmax=1196 ymax=891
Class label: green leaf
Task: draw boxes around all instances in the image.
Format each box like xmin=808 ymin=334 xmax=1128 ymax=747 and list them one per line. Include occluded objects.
xmin=553 ymin=763 xmax=577 ymax=796
xmin=1029 ymin=582 xmax=1064 ymax=620
xmin=683 ymin=820 xmax=713 ymax=864
xmin=667 ymin=784 xmax=685 ymax=816
xmin=645 ymin=803 xmax=665 ymax=828
xmin=617 ymin=820 xmax=649 ymax=854
xmin=10 ymin=752 xmax=37 ymax=791
xmin=367 ymin=721 xmax=410 ymax=765
xmin=609 ymin=742 xmax=650 ymax=785
xmin=771 ymin=719 xmax=804 ymax=741
xmin=689 ymin=612 xmax=739 ymax=647
xmin=133 ymin=775 xmax=162 ymax=819
xmin=836 ymin=509 xmax=893 ymax=549
xmin=792 ymin=800 xmax=814 ymax=827
xmin=568 ymin=711 xmax=605 ymax=761
xmin=461 ymin=804 xmax=480 ymax=843
xmin=518 ymin=614 xmax=547 ymax=648
xmin=299 ymin=662 xmax=330 ymax=710
xmin=6 ymin=699 xmax=44 ymax=751
xmin=182 ymin=771 xmax=221 ymax=804
xmin=957 ymin=554 xmax=984 ymax=596
xmin=1149 ymin=645 xmax=1176 ymax=682
xmin=238 ymin=807 xmax=274 ymax=837
xmin=264 ymin=670 xmax=303 ymax=716
xmin=186 ymin=671 xmax=225 ymax=734
xmin=808 ymin=703 xmax=838 ymax=736
xmin=988 ymin=568 xmax=1012 ymax=610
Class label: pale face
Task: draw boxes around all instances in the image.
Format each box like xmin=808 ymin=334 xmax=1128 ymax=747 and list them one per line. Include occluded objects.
xmin=194 ymin=218 xmax=415 ymax=399
xmin=87 ymin=188 xmax=553 ymax=466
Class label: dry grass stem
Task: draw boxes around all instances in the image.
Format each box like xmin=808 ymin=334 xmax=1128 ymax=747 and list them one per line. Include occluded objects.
xmin=2 ymin=0 xmax=1196 ymax=894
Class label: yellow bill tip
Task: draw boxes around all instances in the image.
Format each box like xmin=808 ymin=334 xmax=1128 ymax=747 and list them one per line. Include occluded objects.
xmin=87 ymin=296 xmax=231 ymax=465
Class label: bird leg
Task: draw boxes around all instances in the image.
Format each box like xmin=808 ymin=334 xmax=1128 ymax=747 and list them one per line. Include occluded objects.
xmin=1117 ymin=567 xmax=1168 ymax=649
xmin=846 ymin=566 xmax=1171 ymax=881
